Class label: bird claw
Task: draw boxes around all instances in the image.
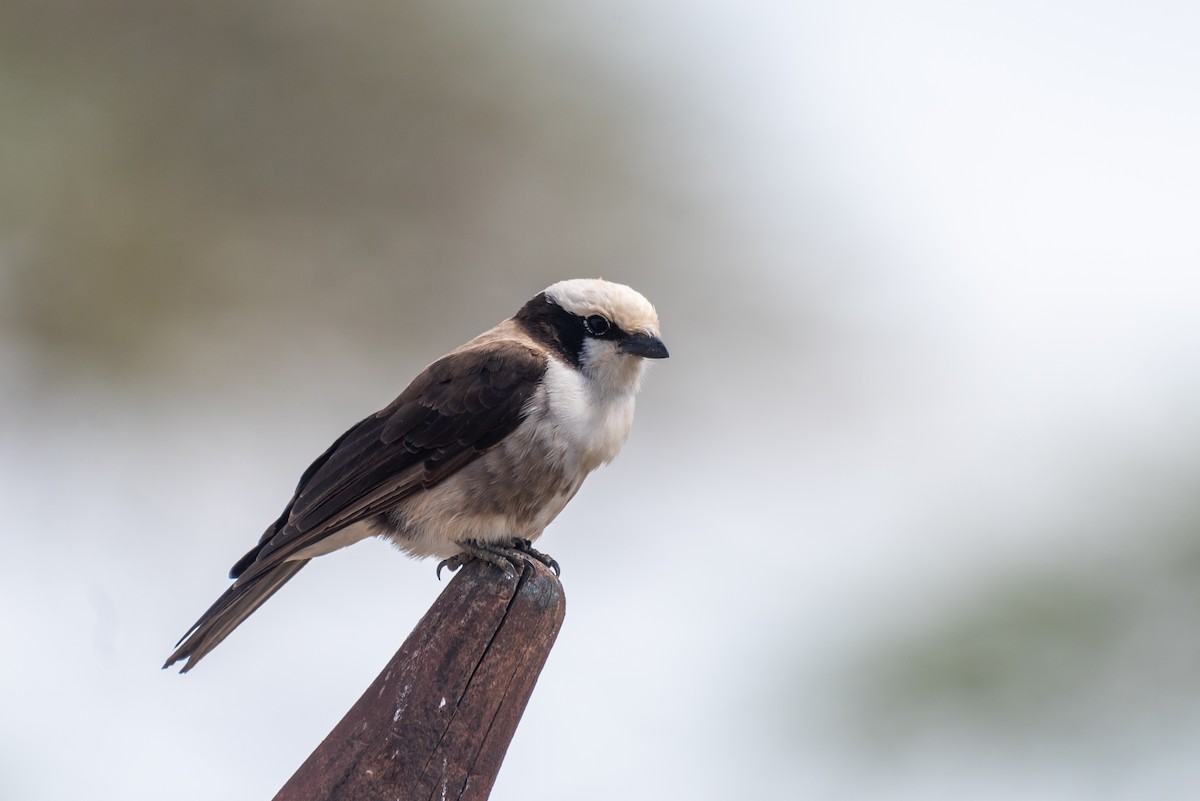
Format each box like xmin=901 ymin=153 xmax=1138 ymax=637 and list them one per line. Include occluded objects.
xmin=436 ymin=538 xmax=561 ymax=580
xmin=436 ymin=554 xmax=471 ymax=580
xmin=512 ymin=538 xmax=561 ymax=576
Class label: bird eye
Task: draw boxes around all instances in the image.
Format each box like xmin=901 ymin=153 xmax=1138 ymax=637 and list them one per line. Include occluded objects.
xmin=585 ymin=315 xmax=611 ymax=336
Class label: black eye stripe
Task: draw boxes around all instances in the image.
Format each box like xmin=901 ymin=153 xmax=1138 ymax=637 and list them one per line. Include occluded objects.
xmin=513 ymin=294 xmax=633 ymax=367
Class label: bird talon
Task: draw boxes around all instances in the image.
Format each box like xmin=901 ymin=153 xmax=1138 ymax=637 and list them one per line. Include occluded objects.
xmin=510 ymin=538 xmax=561 ymax=576
xmin=436 ymin=554 xmax=471 ymax=580
xmin=440 ymin=539 xmax=559 ymax=580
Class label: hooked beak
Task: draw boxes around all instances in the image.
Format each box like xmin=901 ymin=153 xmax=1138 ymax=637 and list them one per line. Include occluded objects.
xmin=620 ymin=332 xmax=669 ymax=359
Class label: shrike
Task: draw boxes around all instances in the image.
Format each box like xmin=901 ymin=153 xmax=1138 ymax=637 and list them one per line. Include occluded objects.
xmin=164 ymin=278 xmax=668 ymax=672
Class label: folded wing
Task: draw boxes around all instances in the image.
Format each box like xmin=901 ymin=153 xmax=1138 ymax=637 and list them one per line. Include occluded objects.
xmin=164 ymin=340 xmax=546 ymax=672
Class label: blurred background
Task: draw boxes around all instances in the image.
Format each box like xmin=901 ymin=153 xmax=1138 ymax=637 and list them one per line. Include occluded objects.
xmin=3 ymin=1 xmax=1199 ymax=799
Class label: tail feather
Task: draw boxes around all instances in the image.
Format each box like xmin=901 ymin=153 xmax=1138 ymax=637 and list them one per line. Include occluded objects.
xmin=163 ymin=559 xmax=311 ymax=673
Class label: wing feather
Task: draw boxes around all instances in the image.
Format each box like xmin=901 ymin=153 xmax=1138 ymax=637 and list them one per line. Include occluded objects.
xmin=167 ymin=333 xmax=550 ymax=671
xmin=238 ymin=340 xmax=545 ymax=576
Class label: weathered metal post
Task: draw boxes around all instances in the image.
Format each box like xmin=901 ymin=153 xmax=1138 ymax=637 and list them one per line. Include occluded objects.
xmin=274 ymin=559 xmax=565 ymax=801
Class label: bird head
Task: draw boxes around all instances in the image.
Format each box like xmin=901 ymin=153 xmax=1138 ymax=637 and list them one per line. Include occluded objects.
xmin=531 ymin=278 xmax=668 ymax=393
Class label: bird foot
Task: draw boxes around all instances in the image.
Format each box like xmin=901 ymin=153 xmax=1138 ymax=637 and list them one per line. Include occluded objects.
xmin=511 ymin=538 xmax=561 ymax=576
xmin=436 ymin=538 xmax=560 ymax=580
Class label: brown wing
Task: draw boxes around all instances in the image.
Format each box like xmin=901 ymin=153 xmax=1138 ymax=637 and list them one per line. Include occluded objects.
xmin=233 ymin=340 xmax=547 ymax=579
xmin=164 ymin=340 xmax=546 ymax=672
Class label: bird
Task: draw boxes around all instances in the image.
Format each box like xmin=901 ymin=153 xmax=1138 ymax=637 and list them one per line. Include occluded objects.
xmin=164 ymin=278 xmax=668 ymax=672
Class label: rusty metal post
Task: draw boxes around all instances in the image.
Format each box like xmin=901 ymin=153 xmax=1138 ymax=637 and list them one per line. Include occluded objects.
xmin=274 ymin=559 xmax=565 ymax=801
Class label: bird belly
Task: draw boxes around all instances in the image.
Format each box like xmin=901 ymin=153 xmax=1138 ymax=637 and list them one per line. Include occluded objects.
xmin=374 ymin=423 xmax=585 ymax=559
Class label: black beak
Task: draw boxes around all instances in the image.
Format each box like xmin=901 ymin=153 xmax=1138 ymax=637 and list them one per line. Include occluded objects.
xmin=620 ymin=332 xmax=669 ymax=359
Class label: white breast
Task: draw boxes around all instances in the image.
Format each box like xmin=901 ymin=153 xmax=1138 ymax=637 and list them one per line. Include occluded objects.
xmin=537 ymin=357 xmax=638 ymax=474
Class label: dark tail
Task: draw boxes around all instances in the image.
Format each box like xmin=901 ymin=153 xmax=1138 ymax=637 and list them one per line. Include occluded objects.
xmin=163 ymin=559 xmax=310 ymax=673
